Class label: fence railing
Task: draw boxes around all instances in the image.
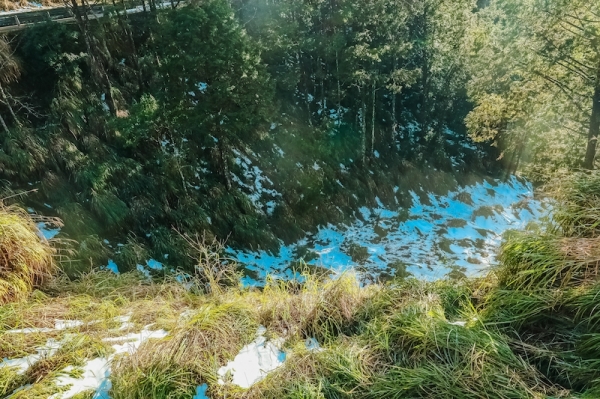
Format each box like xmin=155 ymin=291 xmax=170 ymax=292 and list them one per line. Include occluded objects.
xmin=0 ymin=2 xmax=174 ymax=33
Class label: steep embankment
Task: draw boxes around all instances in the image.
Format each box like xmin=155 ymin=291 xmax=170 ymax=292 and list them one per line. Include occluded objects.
xmin=231 ymin=175 xmax=544 ymax=284
xmin=1 ymin=171 xmax=600 ymax=398
xmin=0 ymin=0 xmax=489 ymax=276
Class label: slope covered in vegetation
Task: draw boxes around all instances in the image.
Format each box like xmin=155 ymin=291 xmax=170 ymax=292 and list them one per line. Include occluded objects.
xmin=2 ymin=0 xmax=597 ymax=276
xmin=1 ymin=1 xmax=600 ymax=395
xmin=0 ymin=171 xmax=599 ymax=398
xmin=0 ymin=0 xmax=493 ymax=275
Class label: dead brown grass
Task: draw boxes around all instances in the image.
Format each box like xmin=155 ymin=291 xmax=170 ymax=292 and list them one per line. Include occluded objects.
xmin=256 ymin=273 xmax=376 ymax=341
xmin=0 ymin=206 xmax=58 ymax=305
xmin=0 ymin=330 xmax=60 ymax=359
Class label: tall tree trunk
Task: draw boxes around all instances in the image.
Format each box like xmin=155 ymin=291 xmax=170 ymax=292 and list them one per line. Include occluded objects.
xmin=361 ymin=90 xmax=367 ymax=164
xmin=584 ymin=79 xmax=600 ymax=169
xmin=371 ymin=82 xmax=376 ymax=158
xmin=336 ymin=50 xmax=341 ymax=118
xmin=418 ymin=7 xmax=430 ymax=138
xmin=420 ymin=57 xmax=430 ymax=137
xmin=218 ymin=138 xmax=231 ymax=191
xmin=0 ymin=113 xmax=9 ymax=133
xmin=298 ymin=51 xmax=312 ymax=127
xmin=305 ymin=87 xmax=312 ymax=127
xmin=513 ymin=132 xmax=529 ymax=175
xmin=392 ymin=90 xmax=396 ymax=140
xmin=116 ymin=0 xmax=144 ymax=92
xmin=70 ymin=0 xmax=117 ymax=116
xmin=0 ymin=84 xmax=19 ymax=127
xmin=392 ymin=57 xmax=397 ymax=143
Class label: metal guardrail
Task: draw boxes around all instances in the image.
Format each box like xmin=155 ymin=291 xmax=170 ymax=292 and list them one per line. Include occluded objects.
xmin=0 ymin=4 xmax=128 ymax=33
xmin=0 ymin=1 xmax=181 ymax=33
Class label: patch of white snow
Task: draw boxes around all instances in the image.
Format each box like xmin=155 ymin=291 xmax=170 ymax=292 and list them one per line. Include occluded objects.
xmin=217 ymin=327 xmax=285 ymax=388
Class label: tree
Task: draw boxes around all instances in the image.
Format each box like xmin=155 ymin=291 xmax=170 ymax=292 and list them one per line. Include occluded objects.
xmin=0 ymin=36 xmax=21 ymax=133
xmin=147 ymin=1 xmax=273 ymax=189
xmin=467 ymin=0 xmax=600 ymax=173
xmin=68 ymin=0 xmax=119 ymax=116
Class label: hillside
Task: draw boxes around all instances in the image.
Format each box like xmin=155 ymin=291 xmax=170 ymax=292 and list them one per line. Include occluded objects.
xmin=1 ymin=0 xmax=600 ymax=397
xmin=0 ymin=171 xmax=600 ymax=398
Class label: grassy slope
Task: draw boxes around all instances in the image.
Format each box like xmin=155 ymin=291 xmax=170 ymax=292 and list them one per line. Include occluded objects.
xmin=2 ymin=172 xmax=600 ymax=398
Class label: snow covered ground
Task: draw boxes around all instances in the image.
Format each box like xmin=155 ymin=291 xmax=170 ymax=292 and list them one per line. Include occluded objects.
xmin=27 ymin=173 xmax=546 ymax=285
xmin=230 ymin=176 xmax=547 ymax=284
xmin=1 ymin=318 xmax=297 ymax=398
xmin=0 ymin=316 xmax=167 ymax=399
xmin=217 ymin=326 xmax=285 ymax=388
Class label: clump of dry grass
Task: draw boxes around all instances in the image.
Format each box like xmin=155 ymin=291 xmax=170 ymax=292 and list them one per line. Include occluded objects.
xmin=25 ymin=334 xmax=112 ymax=384
xmin=180 ymin=231 xmax=242 ymax=296
xmin=0 ymin=292 xmax=121 ymax=332
xmin=0 ymin=206 xmax=58 ymax=305
xmin=0 ymin=330 xmax=60 ymax=359
xmin=0 ymin=365 xmax=26 ymax=397
xmin=256 ymin=272 xmax=376 ymax=342
xmin=45 ymin=270 xmax=194 ymax=302
xmin=544 ymin=170 xmax=600 ymax=238
xmin=0 ymin=0 xmax=26 ymax=11
xmin=110 ymin=300 xmax=259 ymax=399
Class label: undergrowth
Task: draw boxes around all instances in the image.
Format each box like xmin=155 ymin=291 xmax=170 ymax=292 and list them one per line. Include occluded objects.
xmin=3 ymin=172 xmax=600 ymax=397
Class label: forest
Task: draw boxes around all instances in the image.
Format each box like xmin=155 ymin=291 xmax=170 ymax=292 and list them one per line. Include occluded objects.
xmin=0 ymin=0 xmax=600 ymax=397
xmin=0 ymin=0 xmax=567 ymax=272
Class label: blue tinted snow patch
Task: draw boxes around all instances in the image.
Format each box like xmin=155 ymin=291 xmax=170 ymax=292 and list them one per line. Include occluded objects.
xmin=136 ymin=264 xmax=150 ymax=278
xmin=93 ymin=378 xmax=111 ymax=399
xmin=358 ymin=207 xmax=371 ymax=220
xmin=305 ymin=337 xmax=320 ymax=351
xmin=229 ymin=176 xmax=547 ymax=283
xmin=278 ymin=350 xmax=287 ymax=363
xmin=36 ymin=222 xmax=60 ymax=240
xmin=147 ymin=259 xmax=163 ymax=270
xmin=105 ymin=260 xmax=119 ymax=275
xmin=136 ymin=259 xmax=165 ymax=278
xmin=197 ymin=82 xmax=208 ymax=93
xmin=193 ymin=384 xmax=210 ymax=399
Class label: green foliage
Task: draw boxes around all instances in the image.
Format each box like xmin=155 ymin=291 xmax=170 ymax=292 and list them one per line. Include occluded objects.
xmin=0 ymin=0 xmax=494 ymax=277
xmin=466 ymin=0 xmax=600 ymax=175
